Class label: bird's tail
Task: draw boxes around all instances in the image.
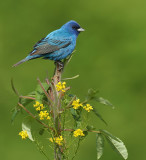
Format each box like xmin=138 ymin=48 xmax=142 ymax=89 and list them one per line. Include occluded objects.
xmin=13 ymin=57 xmax=29 ymax=67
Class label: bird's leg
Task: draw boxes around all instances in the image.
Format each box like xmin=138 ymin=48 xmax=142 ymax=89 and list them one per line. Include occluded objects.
xmin=55 ymin=61 xmax=64 ymax=72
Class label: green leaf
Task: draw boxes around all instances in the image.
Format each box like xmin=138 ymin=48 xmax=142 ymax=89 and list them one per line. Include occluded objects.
xmin=96 ymin=97 xmax=114 ymax=109
xmin=105 ymin=136 xmax=128 ymax=160
xmin=70 ymin=108 xmax=82 ymax=128
xmin=12 ymin=92 xmax=35 ymax=122
xmin=35 ymin=83 xmax=49 ymax=102
xmin=70 ymin=108 xmax=81 ymax=121
xmin=22 ymin=117 xmax=34 ymax=141
xmin=20 ymin=91 xmax=35 ymax=106
xmin=85 ymin=88 xmax=114 ymax=109
xmin=11 ymin=106 xmax=21 ymax=123
xmin=86 ymin=125 xmax=96 ymax=130
xmin=100 ymin=130 xmax=120 ymax=142
xmin=36 ymin=82 xmax=49 ymax=92
xmin=96 ymin=133 xmax=104 ymax=159
xmin=35 ymin=140 xmax=50 ymax=160
xmin=21 ymin=98 xmax=33 ymax=106
xmin=86 ymin=88 xmax=98 ymax=101
xmin=76 ymin=121 xmax=81 ymax=128
xmin=68 ymin=94 xmax=76 ymax=98
xmin=83 ymin=131 xmax=88 ymax=137
xmin=92 ymin=109 xmax=107 ymax=125
xmin=39 ymin=128 xmax=45 ymax=135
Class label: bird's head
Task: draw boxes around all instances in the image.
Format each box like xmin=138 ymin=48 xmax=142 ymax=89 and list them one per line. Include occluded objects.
xmin=61 ymin=20 xmax=85 ymax=36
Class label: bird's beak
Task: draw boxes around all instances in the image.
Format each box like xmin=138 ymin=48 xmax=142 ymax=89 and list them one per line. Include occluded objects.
xmin=77 ymin=28 xmax=85 ymax=32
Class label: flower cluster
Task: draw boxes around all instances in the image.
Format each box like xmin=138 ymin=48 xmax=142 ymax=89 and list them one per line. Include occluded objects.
xmin=49 ymin=136 xmax=63 ymax=146
xmin=72 ymin=99 xmax=93 ymax=112
xmin=39 ymin=110 xmax=51 ymax=120
xmin=83 ymin=104 xmax=93 ymax=112
xmin=56 ymin=82 xmax=66 ymax=92
xmin=72 ymin=99 xmax=83 ymax=109
xmin=33 ymin=101 xmax=44 ymax=111
xmin=73 ymin=129 xmax=85 ymax=137
xmin=19 ymin=130 xmax=28 ymax=139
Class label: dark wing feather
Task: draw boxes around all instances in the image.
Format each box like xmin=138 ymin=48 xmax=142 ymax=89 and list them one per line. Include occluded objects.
xmin=33 ymin=37 xmax=45 ymax=48
xmin=30 ymin=38 xmax=71 ymax=55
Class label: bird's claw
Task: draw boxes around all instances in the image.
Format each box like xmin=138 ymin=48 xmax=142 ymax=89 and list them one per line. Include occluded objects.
xmin=55 ymin=61 xmax=64 ymax=71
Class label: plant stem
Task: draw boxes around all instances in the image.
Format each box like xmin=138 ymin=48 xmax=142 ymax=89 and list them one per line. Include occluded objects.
xmin=52 ymin=61 xmax=64 ymax=160
xmin=19 ymin=96 xmax=35 ymax=100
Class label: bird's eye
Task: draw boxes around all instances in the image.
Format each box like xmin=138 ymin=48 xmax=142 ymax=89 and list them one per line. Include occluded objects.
xmin=72 ymin=26 xmax=79 ymax=30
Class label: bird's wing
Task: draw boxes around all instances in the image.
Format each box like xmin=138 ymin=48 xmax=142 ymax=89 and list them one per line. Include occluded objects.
xmin=30 ymin=37 xmax=71 ymax=55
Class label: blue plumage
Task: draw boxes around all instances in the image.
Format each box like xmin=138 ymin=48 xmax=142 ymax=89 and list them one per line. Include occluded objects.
xmin=13 ymin=20 xmax=84 ymax=67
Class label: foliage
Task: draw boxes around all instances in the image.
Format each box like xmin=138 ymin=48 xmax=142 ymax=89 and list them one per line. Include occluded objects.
xmin=11 ymin=72 xmax=128 ymax=160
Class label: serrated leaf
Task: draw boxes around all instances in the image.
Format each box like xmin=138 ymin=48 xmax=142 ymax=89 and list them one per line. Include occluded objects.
xmin=22 ymin=118 xmax=34 ymax=141
xmin=96 ymin=97 xmax=114 ymax=109
xmin=96 ymin=133 xmax=104 ymax=159
xmin=100 ymin=130 xmax=120 ymax=142
xmin=106 ymin=136 xmax=128 ymax=159
xmin=92 ymin=109 xmax=107 ymax=125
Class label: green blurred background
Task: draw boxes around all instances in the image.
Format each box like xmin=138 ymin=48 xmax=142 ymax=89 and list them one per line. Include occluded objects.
xmin=1 ymin=0 xmax=146 ymax=159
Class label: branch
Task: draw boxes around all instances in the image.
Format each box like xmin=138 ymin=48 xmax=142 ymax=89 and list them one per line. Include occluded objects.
xmin=19 ymin=96 xmax=35 ymax=100
xmin=52 ymin=61 xmax=64 ymax=160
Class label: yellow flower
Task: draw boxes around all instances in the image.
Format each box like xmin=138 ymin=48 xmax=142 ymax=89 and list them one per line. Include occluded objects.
xmin=36 ymin=107 xmax=41 ymax=111
xmin=39 ymin=110 xmax=50 ymax=120
xmin=33 ymin=101 xmax=40 ymax=107
xmin=83 ymin=104 xmax=93 ymax=112
xmin=49 ymin=136 xmax=63 ymax=146
xmin=73 ymin=129 xmax=85 ymax=137
xmin=49 ymin=137 xmax=53 ymax=143
xmin=33 ymin=101 xmax=44 ymax=111
xmin=19 ymin=130 xmax=28 ymax=139
xmin=47 ymin=116 xmax=51 ymax=120
xmin=55 ymin=136 xmax=63 ymax=146
xmin=40 ymin=104 xmax=44 ymax=110
xmin=72 ymin=99 xmax=83 ymax=109
xmin=56 ymin=82 xmax=66 ymax=92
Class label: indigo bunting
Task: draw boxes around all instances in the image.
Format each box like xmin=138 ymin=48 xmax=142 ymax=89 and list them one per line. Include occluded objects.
xmin=13 ymin=20 xmax=84 ymax=67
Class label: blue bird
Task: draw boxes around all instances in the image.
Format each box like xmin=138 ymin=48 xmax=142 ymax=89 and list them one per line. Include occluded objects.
xmin=13 ymin=20 xmax=84 ymax=67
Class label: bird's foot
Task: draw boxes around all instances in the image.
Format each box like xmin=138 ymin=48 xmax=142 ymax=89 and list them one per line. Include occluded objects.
xmin=55 ymin=61 xmax=64 ymax=71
